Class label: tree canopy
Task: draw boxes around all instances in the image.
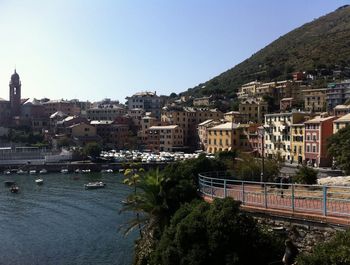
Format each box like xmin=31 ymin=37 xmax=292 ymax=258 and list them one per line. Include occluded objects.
xmin=328 ymin=125 xmax=350 ymax=174
xmin=293 ymin=165 xmax=318 ymax=185
xmin=150 ymin=198 xmax=285 ymax=265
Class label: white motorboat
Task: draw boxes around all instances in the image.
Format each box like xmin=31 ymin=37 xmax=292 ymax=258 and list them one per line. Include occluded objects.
xmin=101 ymin=169 xmax=113 ymax=173
xmin=39 ymin=169 xmax=48 ymax=174
xmin=81 ymin=169 xmax=91 ymax=173
xmin=84 ymin=182 xmax=106 ymax=190
xmin=29 ymin=170 xmax=37 ymax=175
xmin=61 ymin=168 xmax=69 ymax=174
xmin=35 ymin=178 xmax=44 ymax=185
xmin=17 ymin=169 xmax=27 ymax=175
xmin=3 ymin=170 xmax=11 ymax=175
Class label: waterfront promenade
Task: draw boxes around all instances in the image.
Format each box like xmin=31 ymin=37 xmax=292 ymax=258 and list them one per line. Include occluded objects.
xmin=199 ymin=172 xmax=350 ymax=227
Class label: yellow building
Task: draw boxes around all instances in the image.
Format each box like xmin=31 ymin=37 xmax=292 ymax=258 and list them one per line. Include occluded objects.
xmin=333 ymin=113 xmax=350 ymax=133
xmin=206 ymin=122 xmax=250 ymax=154
xmin=302 ymin=88 xmax=327 ymax=112
xmin=161 ymin=107 xmax=223 ymax=146
xmin=238 ymin=99 xmax=268 ymax=123
xmin=290 ymin=123 xmax=305 ymax=164
xmin=147 ymin=125 xmax=184 ymax=152
xmin=237 ymin=81 xmax=261 ymax=99
xmin=68 ymin=122 xmax=97 ymax=138
xmin=197 ymin=119 xmax=220 ymax=150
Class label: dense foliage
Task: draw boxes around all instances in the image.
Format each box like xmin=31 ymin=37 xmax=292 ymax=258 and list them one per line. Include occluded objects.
xmin=235 ymin=154 xmax=280 ymax=182
xmin=293 ymin=165 xmax=318 ymax=184
xmin=328 ymin=125 xmax=350 ymax=174
xmin=183 ymin=6 xmax=350 ymax=98
xmin=297 ymin=229 xmax=350 ymax=265
xmin=2 ymin=128 xmax=46 ymax=146
xmin=150 ymin=198 xmax=285 ymax=265
xmin=160 ymin=154 xmax=226 ymax=217
xmin=82 ymin=142 xmax=102 ymax=158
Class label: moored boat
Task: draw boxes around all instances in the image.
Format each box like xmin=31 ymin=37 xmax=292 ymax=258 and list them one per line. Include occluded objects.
xmin=10 ymin=185 xmax=19 ymax=193
xmin=17 ymin=169 xmax=27 ymax=175
xmin=29 ymin=170 xmax=37 ymax=175
xmin=84 ymin=182 xmax=106 ymax=190
xmin=101 ymin=169 xmax=113 ymax=173
xmin=3 ymin=170 xmax=11 ymax=175
xmin=35 ymin=178 xmax=44 ymax=185
xmin=39 ymin=169 xmax=48 ymax=174
xmin=61 ymin=168 xmax=69 ymax=174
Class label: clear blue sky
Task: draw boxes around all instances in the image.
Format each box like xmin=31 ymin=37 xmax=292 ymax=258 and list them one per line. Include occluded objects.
xmin=0 ymin=0 xmax=347 ymax=103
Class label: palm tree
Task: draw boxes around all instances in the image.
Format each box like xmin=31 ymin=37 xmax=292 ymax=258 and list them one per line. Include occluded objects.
xmin=120 ymin=168 xmax=169 ymax=237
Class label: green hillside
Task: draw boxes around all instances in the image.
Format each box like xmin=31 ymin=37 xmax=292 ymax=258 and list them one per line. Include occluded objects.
xmin=184 ymin=5 xmax=350 ymax=98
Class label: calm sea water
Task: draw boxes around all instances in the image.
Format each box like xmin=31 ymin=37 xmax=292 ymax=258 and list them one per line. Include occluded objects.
xmin=0 ymin=173 xmax=137 ymax=265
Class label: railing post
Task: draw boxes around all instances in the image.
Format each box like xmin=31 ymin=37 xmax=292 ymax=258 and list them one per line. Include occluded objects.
xmin=323 ymin=186 xmax=327 ymax=216
xmin=264 ymin=183 xmax=268 ymax=208
xmin=211 ymin=178 xmax=214 ymax=199
xmin=242 ymin=182 xmax=245 ymax=204
xmin=224 ymin=179 xmax=227 ymax=198
xmin=291 ymin=184 xmax=295 ymax=212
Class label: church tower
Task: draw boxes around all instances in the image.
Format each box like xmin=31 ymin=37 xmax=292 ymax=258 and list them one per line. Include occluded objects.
xmin=9 ymin=69 xmax=21 ymax=117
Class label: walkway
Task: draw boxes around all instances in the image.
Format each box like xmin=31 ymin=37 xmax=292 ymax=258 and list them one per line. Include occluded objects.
xmin=199 ymin=172 xmax=350 ymax=227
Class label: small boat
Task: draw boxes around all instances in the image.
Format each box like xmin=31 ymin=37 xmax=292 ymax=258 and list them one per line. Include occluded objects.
xmin=35 ymin=178 xmax=44 ymax=185
xmin=84 ymin=182 xmax=106 ymax=190
xmin=75 ymin=169 xmax=81 ymax=173
xmin=101 ymin=169 xmax=113 ymax=173
xmin=4 ymin=181 xmax=16 ymax=186
xmin=39 ymin=169 xmax=48 ymax=174
xmin=10 ymin=185 xmax=19 ymax=193
xmin=3 ymin=170 xmax=11 ymax=175
xmin=17 ymin=169 xmax=27 ymax=175
xmin=29 ymin=170 xmax=37 ymax=175
xmin=61 ymin=169 xmax=69 ymax=174
xmin=81 ymin=169 xmax=91 ymax=173
xmin=118 ymin=169 xmax=124 ymax=173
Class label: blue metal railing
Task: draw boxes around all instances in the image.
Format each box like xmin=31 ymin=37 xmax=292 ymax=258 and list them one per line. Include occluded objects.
xmin=198 ymin=172 xmax=350 ymax=218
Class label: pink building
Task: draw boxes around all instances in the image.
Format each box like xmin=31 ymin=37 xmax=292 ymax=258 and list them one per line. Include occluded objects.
xmin=304 ymin=115 xmax=336 ymax=167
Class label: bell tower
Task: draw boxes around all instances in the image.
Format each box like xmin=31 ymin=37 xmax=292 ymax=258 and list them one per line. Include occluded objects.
xmin=9 ymin=69 xmax=21 ymax=117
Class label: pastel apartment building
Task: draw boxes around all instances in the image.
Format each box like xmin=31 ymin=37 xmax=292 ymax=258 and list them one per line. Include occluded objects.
xmin=239 ymin=98 xmax=268 ymax=123
xmin=290 ymin=123 xmax=305 ymax=164
xmin=146 ymin=125 xmax=184 ymax=152
xmin=304 ymin=115 xmax=336 ymax=167
xmin=333 ymin=113 xmax=350 ymax=134
xmin=326 ymin=80 xmax=350 ymax=110
xmin=161 ymin=106 xmax=223 ymax=147
xmin=206 ymin=122 xmax=250 ymax=154
xmin=302 ymin=88 xmax=327 ymax=112
xmin=264 ymin=112 xmax=308 ymax=162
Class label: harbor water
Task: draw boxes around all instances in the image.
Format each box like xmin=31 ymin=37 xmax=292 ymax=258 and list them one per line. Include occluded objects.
xmin=0 ymin=173 xmax=136 ymax=265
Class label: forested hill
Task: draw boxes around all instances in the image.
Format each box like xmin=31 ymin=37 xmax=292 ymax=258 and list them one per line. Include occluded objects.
xmin=183 ymin=5 xmax=350 ymax=98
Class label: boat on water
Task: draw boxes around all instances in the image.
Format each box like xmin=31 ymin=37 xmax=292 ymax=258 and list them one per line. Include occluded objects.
xmin=3 ymin=170 xmax=11 ymax=175
xmin=101 ymin=169 xmax=113 ymax=173
xmin=61 ymin=168 xmax=69 ymax=174
xmin=35 ymin=178 xmax=44 ymax=185
xmin=29 ymin=170 xmax=37 ymax=175
xmin=10 ymin=185 xmax=19 ymax=193
xmin=81 ymin=169 xmax=91 ymax=173
xmin=4 ymin=181 xmax=16 ymax=186
xmin=84 ymin=182 xmax=106 ymax=190
xmin=39 ymin=169 xmax=48 ymax=174
xmin=75 ymin=169 xmax=81 ymax=173
xmin=17 ymin=169 xmax=27 ymax=175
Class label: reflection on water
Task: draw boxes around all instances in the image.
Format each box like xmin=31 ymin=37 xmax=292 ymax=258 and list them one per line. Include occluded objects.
xmin=0 ymin=173 xmax=136 ymax=265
